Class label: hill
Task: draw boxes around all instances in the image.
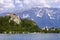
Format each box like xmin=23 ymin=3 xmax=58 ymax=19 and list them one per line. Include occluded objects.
xmin=0 ymin=16 xmax=40 ymax=33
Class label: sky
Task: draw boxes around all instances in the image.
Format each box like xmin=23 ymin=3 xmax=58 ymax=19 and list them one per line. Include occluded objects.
xmin=0 ymin=0 xmax=60 ymax=13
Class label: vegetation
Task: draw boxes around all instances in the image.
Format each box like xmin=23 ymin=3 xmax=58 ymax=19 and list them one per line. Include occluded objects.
xmin=0 ymin=16 xmax=41 ymax=33
xmin=0 ymin=16 xmax=60 ymax=34
xmin=41 ymin=28 xmax=60 ymax=33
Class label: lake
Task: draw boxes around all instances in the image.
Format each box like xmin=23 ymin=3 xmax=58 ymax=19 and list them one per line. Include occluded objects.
xmin=0 ymin=33 xmax=60 ymax=40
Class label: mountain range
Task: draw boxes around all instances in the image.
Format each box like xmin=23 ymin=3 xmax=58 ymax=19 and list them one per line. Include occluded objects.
xmin=0 ymin=7 xmax=60 ymax=28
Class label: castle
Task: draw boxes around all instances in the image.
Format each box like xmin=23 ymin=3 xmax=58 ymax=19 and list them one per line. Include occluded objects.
xmin=6 ymin=13 xmax=21 ymax=24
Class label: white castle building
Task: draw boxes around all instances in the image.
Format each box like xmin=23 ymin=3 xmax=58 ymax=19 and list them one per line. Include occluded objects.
xmin=42 ymin=26 xmax=49 ymax=31
xmin=6 ymin=13 xmax=21 ymax=24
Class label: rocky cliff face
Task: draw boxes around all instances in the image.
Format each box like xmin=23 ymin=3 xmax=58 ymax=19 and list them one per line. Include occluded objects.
xmin=6 ymin=13 xmax=21 ymax=24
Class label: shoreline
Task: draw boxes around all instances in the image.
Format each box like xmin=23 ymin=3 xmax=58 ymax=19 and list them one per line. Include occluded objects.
xmin=0 ymin=32 xmax=60 ymax=34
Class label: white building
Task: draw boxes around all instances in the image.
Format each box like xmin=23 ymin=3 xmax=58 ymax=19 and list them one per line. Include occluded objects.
xmin=42 ymin=26 xmax=49 ymax=31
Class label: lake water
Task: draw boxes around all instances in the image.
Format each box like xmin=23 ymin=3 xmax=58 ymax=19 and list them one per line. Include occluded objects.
xmin=0 ymin=33 xmax=60 ymax=40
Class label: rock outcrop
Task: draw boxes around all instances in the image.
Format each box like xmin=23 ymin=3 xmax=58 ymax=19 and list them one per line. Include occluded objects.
xmin=6 ymin=13 xmax=21 ymax=24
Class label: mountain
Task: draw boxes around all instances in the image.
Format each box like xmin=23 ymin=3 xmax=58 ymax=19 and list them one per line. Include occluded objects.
xmin=18 ymin=7 xmax=60 ymax=28
xmin=0 ymin=7 xmax=60 ymax=28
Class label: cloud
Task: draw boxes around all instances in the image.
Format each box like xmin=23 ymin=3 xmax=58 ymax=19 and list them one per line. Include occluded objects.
xmin=15 ymin=0 xmax=24 ymax=8
xmin=46 ymin=0 xmax=60 ymax=3
xmin=58 ymin=6 xmax=60 ymax=8
xmin=15 ymin=0 xmax=21 ymax=3
xmin=52 ymin=0 xmax=60 ymax=3
xmin=3 ymin=0 xmax=15 ymax=9
xmin=46 ymin=0 xmax=60 ymax=8
xmin=3 ymin=3 xmax=15 ymax=9
xmin=23 ymin=0 xmax=30 ymax=4
xmin=0 ymin=0 xmax=15 ymax=11
xmin=0 ymin=0 xmax=60 ymax=13
xmin=28 ymin=0 xmax=50 ymax=8
xmin=0 ymin=8 xmax=4 ymax=11
xmin=0 ymin=0 xmax=4 ymax=4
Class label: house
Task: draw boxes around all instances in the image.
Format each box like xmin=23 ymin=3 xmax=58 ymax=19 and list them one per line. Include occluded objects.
xmin=42 ymin=26 xmax=49 ymax=31
xmin=50 ymin=27 xmax=55 ymax=31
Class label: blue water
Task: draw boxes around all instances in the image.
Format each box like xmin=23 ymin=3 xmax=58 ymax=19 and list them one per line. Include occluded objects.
xmin=0 ymin=33 xmax=60 ymax=40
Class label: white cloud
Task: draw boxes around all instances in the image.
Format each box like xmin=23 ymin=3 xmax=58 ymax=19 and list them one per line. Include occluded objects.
xmin=44 ymin=4 xmax=51 ymax=8
xmin=23 ymin=0 xmax=30 ymax=4
xmin=53 ymin=0 xmax=60 ymax=3
xmin=31 ymin=0 xmax=50 ymax=8
xmin=0 ymin=0 xmax=4 ymax=4
xmin=3 ymin=3 xmax=15 ymax=9
xmin=0 ymin=0 xmax=15 ymax=11
xmin=15 ymin=0 xmax=21 ymax=3
xmin=45 ymin=0 xmax=60 ymax=8
xmin=58 ymin=6 xmax=60 ymax=8
xmin=0 ymin=8 xmax=4 ymax=11
xmin=0 ymin=0 xmax=60 ymax=13
xmin=3 ymin=0 xmax=15 ymax=8
xmin=46 ymin=0 xmax=60 ymax=3
xmin=32 ymin=0 xmax=46 ymax=4
xmin=15 ymin=0 xmax=24 ymax=8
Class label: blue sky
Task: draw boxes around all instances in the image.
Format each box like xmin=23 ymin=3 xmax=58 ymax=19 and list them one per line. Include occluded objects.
xmin=0 ymin=0 xmax=60 ymax=13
